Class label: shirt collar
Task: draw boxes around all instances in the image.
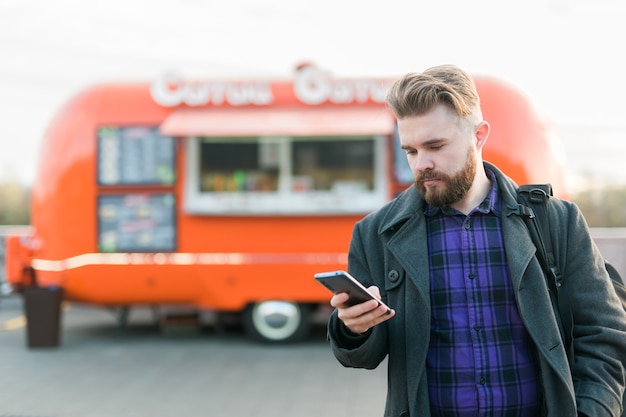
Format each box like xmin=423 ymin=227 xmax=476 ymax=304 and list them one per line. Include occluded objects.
xmin=424 ymin=168 xmax=502 ymax=217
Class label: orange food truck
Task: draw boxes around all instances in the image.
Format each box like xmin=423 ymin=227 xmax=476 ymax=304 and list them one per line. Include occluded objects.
xmin=5 ymin=64 xmax=566 ymax=345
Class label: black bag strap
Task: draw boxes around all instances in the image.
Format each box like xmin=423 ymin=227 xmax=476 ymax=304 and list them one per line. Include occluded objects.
xmin=516 ymin=184 xmax=575 ymax=363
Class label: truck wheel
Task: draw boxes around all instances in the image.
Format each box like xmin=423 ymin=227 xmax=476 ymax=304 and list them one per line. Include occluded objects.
xmin=243 ymin=301 xmax=312 ymax=343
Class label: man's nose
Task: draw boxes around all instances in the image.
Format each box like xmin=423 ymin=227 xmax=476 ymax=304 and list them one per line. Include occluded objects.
xmin=412 ymin=153 xmax=434 ymax=173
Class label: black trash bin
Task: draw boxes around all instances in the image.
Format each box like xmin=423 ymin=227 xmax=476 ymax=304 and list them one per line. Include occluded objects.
xmin=23 ymin=285 xmax=64 ymax=348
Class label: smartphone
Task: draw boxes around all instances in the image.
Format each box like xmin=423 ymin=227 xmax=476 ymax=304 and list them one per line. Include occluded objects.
xmin=314 ymin=270 xmax=391 ymax=313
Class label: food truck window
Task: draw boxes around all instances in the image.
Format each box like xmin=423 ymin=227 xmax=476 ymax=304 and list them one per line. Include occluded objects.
xmin=97 ymin=126 xmax=176 ymax=186
xmin=291 ymin=139 xmax=374 ymax=191
xmin=184 ymin=135 xmax=388 ymax=214
xmin=199 ymin=139 xmax=279 ymax=192
xmin=98 ymin=194 xmax=176 ymax=252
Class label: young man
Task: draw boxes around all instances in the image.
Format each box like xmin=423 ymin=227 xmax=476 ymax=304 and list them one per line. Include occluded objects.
xmin=327 ymin=65 xmax=626 ymax=417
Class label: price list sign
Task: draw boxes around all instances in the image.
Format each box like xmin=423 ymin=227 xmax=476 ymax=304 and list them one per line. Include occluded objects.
xmin=98 ymin=194 xmax=176 ymax=252
xmin=98 ymin=126 xmax=175 ymax=185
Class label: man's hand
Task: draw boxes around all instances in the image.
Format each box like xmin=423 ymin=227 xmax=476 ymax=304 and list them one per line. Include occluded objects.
xmin=330 ymin=286 xmax=395 ymax=334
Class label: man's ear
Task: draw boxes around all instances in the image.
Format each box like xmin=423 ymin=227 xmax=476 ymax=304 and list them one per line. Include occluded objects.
xmin=475 ymin=121 xmax=490 ymax=151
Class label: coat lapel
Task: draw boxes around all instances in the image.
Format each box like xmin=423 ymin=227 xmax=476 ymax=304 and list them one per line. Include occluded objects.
xmin=379 ymin=186 xmax=431 ymax=306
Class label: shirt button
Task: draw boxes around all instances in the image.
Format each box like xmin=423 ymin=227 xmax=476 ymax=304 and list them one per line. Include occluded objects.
xmin=468 ymin=273 xmax=475 ymax=280
xmin=473 ymin=325 xmax=482 ymax=332
xmin=464 ymin=223 xmax=471 ymax=230
xmin=479 ymin=377 xmax=485 ymax=385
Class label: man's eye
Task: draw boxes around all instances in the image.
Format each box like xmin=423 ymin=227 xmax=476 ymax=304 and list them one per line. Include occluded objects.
xmin=405 ymin=149 xmax=416 ymax=155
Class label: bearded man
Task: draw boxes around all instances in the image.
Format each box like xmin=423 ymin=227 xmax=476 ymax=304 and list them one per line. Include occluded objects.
xmin=326 ymin=65 xmax=626 ymax=417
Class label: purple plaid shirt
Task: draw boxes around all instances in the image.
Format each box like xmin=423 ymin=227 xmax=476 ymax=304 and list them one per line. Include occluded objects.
xmin=424 ymin=171 xmax=541 ymax=417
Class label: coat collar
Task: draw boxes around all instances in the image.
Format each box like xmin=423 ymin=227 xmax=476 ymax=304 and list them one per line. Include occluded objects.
xmin=377 ymin=161 xmax=523 ymax=234
xmin=378 ymin=161 xmax=537 ymax=292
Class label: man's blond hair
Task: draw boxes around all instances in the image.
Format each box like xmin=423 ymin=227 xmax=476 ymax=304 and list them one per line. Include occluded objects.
xmin=386 ymin=65 xmax=481 ymax=121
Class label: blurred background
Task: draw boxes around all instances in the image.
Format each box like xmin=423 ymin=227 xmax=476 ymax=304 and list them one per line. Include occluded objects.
xmin=1 ymin=0 xmax=626 ymax=225
xmin=1 ymin=2 xmax=625 ymax=416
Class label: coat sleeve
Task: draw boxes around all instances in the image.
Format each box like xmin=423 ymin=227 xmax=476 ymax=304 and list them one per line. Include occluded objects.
xmin=555 ymin=201 xmax=626 ymax=417
xmin=328 ymin=217 xmax=390 ymax=370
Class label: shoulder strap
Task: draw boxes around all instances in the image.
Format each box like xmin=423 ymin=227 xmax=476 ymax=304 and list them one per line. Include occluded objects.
xmin=516 ymin=184 xmax=575 ymax=363
xmin=518 ymin=184 xmax=559 ymax=282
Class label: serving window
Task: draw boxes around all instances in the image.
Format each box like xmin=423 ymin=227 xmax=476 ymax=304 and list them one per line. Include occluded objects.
xmin=184 ymin=135 xmax=388 ymax=214
xmin=199 ymin=139 xmax=280 ymax=192
xmin=291 ymin=139 xmax=374 ymax=192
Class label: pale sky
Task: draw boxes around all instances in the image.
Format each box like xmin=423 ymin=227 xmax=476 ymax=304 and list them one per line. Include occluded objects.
xmin=1 ymin=0 xmax=625 ymax=188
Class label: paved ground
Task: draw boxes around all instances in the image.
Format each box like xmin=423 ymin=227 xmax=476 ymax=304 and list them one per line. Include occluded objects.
xmin=0 ymin=295 xmax=387 ymax=417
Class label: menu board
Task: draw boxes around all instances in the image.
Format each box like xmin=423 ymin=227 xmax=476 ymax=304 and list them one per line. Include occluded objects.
xmin=98 ymin=126 xmax=176 ymax=185
xmin=98 ymin=194 xmax=176 ymax=252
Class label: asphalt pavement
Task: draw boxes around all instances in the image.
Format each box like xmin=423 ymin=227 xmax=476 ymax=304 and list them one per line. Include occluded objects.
xmin=0 ymin=295 xmax=387 ymax=417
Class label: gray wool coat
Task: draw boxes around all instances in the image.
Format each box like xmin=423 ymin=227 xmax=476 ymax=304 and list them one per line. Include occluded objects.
xmin=328 ymin=162 xmax=626 ymax=417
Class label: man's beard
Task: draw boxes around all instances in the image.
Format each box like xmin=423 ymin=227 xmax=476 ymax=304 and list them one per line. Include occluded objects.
xmin=414 ymin=147 xmax=477 ymax=207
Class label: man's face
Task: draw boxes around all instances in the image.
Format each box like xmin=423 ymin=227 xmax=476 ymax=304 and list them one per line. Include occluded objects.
xmin=397 ymin=105 xmax=478 ymax=207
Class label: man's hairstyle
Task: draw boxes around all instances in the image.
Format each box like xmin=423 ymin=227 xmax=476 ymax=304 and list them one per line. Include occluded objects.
xmin=386 ymin=65 xmax=480 ymax=120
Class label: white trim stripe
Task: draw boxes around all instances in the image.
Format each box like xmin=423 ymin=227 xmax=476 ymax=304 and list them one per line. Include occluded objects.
xmin=31 ymin=252 xmax=348 ymax=272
